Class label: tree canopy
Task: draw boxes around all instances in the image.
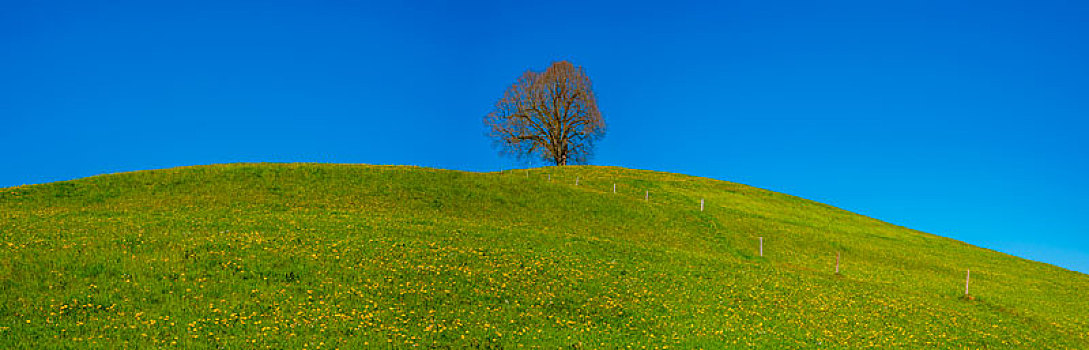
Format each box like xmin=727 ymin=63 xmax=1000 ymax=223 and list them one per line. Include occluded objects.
xmin=484 ymin=61 xmax=605 ymax=166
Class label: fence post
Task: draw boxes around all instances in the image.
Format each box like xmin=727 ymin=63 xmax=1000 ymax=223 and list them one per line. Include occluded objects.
xmin=759 ymin=237 xmax=764 ymax=257
xmin=613 ymin=183 xmax=616 ymax=193
xmin=645 ymin=191 xmax=649 ymax=201
xmin=965 ymin=268 xmax=971 ymax=296
xmin=836 ymin=252 xmax=840 ymax=274
xmin=700 ymin=198 xmax=704 ymax=211
xmin=576 ymin=176 xmax=579 ymax=186
xmin=548 ymin=174 xmax=551 ymax=182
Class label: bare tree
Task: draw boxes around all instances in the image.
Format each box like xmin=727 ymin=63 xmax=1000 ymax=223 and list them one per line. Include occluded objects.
xmin=484 ymin=61 xmax=605 ymax=166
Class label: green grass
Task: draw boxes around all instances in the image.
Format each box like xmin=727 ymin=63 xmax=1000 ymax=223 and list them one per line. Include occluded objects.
xmin=1 ymin=163 xmax=1086 ymax=348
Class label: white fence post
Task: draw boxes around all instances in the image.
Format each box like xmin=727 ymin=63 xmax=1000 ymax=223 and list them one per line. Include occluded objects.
xmin=576 ymin=176 xmax=579 ymax=186
xmin=836 ymin=252 xmax=840 ymax=274
xmin=645 ymin=191 xmax=649 ymax=201
xmin=965 ymin=268 xmax=971 ymax=296
xmin=700 ymin=198 xmax=704 ymax=211
xmin=613 ymin=183 xmax=616 ymax=193
xmin=759 ymin=237 xmax=764 ymax=257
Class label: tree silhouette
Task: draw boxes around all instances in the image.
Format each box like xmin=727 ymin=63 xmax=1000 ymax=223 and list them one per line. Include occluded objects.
xmin=485 ymin=61 xmax=605 ymax=166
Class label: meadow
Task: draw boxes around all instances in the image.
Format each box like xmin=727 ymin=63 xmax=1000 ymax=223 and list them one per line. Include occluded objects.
xmin=1 ymin=163 xmax=1086 ymax=348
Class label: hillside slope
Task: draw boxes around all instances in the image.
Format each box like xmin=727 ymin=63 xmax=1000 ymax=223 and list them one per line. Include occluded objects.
xmin=1 ymin=163 xmax=1086 ymax=348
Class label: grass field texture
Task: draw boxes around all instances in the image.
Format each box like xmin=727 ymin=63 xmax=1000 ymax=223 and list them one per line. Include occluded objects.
xmin=1 ymin=163 xmax=1086 ymax=348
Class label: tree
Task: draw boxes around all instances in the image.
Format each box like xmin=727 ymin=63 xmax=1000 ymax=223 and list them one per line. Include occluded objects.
xmin=484 ymin=61 xmax=605 ymax=166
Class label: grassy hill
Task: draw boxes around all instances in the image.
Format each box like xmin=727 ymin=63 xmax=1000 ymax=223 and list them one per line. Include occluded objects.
xmin=1 ymin=163 xmax=1086 ymax=348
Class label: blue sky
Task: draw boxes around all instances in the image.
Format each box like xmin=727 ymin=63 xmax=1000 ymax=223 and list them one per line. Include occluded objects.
xmin=2 ymin=0 xmax=1087 ymax=272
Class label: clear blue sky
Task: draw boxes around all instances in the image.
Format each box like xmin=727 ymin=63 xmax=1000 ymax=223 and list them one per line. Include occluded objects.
xmin=3 ymin=1 xmax=1087 ymax=273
